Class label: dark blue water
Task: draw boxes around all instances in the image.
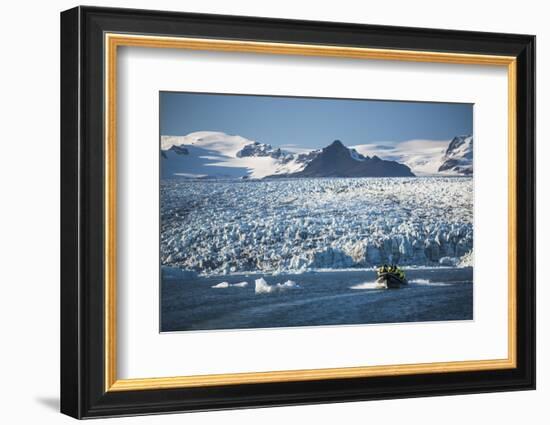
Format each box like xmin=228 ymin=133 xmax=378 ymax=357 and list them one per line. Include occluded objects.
xmin=160 ymin=268 xmax=473 ymax=332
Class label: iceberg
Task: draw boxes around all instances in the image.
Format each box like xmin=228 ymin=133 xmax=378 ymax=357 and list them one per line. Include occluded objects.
xmin=254 ymin=278 xmax=300 ymax=294
xmin=212 ymin=281 xmax=249 ymax=289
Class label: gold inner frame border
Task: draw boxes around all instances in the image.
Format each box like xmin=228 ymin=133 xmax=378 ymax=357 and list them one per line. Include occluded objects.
xmin=104 ymin=33 xmax=517 ymax=392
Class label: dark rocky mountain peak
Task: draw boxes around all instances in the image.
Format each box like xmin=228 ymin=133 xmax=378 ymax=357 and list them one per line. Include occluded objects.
xmin=293 ymin=140 xmax=414 ymax=178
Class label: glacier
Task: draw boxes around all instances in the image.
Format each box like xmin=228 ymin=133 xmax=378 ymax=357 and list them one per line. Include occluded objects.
xmin=160 ymin=177 xmax=473 ymax=276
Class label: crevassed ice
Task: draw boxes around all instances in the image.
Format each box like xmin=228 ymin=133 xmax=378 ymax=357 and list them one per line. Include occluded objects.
xmin=160 ymin=177 xmax=473 ymax=276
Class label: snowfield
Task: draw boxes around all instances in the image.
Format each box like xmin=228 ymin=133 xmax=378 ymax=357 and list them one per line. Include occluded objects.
xmin=161 ymin=131 xmax=473 ymax=179
xmin=161 ymin=131 xmax=309 ymax=179
xmin=160 ymin=177 xmax=473 ymax=276
xmin=352 ymin=139 xmax=450 ymax=176
xmin=352 ymin=135 xmax=473 ymax=176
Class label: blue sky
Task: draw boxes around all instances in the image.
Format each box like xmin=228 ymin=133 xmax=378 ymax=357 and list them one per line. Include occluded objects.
xmin=160 ymin=92 xmax=472 ymax=149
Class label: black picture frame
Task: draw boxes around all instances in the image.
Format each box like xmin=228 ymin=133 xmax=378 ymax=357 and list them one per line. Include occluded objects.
xmin=61 ymin=5 xmax=535 ymax=419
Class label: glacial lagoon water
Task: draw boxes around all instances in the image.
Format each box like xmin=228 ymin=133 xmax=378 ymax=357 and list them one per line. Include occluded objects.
xmin=161 ymin=268 xmax=473 ymax=332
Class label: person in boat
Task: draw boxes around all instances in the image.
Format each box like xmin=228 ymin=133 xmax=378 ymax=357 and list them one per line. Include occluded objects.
xmin=377 ymin=263 xmax=406 ymax=281
xmin=395 ymin=266 xmax=406 ymax=281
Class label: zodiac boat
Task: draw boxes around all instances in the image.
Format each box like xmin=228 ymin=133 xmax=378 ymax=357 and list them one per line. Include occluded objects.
xmin=375 ymin=271 xmax=408 ymax=289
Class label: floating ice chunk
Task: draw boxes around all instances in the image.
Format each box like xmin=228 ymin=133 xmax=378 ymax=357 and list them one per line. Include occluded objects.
xmin=279 ymin=280 xmax=300 ymax=289
xmin=255 ymin=278 xmax=273 ymax=294
xmin=211 ymin=281 xmax=248 ymax=289
xmin=254 ymin=278 xmax=300 ymax=294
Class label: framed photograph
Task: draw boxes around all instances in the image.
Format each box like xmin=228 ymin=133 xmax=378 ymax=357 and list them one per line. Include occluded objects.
xmin=60 ymin=6 xmax=535 ymax=419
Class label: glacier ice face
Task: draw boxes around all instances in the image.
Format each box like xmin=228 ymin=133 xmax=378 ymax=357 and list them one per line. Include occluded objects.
xmin=160 ymin=177 xmax=473 ymax=275
xmin=458 ymin=250 xmax=473 ymax=267
xmin=439 ymin=256 xmax=459 ymax=266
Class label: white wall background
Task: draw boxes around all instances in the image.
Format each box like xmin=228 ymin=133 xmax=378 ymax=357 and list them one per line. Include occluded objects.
xmin=0 ymin=0 xmax=545 ymax=423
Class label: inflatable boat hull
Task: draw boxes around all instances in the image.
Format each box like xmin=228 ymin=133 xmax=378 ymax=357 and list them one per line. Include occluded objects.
xmin=375 ymin=273 xmax=407 ymax=289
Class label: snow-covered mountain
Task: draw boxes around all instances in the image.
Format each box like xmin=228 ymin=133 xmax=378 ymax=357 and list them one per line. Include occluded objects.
xmin=352 ymin=136 xmax=473 ymax=176
xmin=438 ymin=136 xmax=473 ymax=175
xmin=161 ymin=132 xmax=308 ymax=179
xmin=289 ymin=140 xmax=414 ymax=177
xmin=161 ymin=131 xmax=471 ymax=179
xmin=161 ymin=132 xmax=415 ymax=179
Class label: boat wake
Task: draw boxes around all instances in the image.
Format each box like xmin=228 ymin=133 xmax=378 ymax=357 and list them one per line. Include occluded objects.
xmin=408 ymin=278 xmax=450 ymax=287
xmin=350 ymin=278 xmax=452 ymax=290
xmin=409 ymin=278 xmax=430 ymax=284
xmin=349 ymin=281 xmax=379 ymax=290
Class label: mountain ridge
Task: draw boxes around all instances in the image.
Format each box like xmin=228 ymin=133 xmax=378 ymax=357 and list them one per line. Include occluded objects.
xmin=161 ymin=131 xmax=471 ymax=179
xmin=286 ymin=140 xmax=415 ymax=178
xmin=438 ymin=135 xmax=473 ymax=175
